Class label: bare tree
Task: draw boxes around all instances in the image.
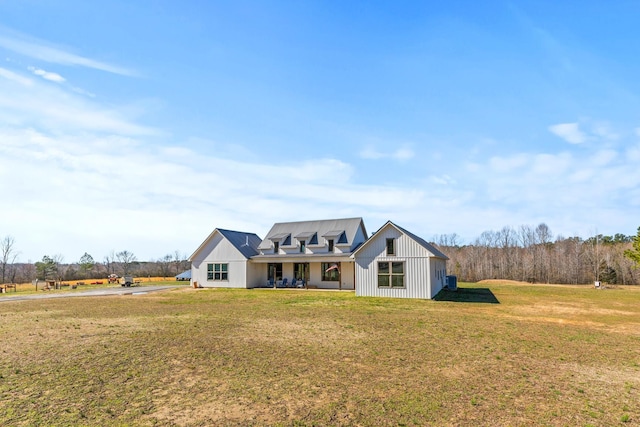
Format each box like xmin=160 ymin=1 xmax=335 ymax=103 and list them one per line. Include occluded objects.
xmin=103 ymin=250 xmax=116 ymax=275
xmin=1 ymin=235 xmax=19 ymax=284
xmin=174 ymin=250 xmax=187 ymax=275
xmin=116 ymin=250 xmax=137 ymax=276
xmin=158 ymin=254 xmax=173 ymax=278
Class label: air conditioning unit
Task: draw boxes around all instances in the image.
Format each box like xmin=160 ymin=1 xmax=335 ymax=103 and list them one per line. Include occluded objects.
xmin=446 ymin=275 xmax=458 ymax=291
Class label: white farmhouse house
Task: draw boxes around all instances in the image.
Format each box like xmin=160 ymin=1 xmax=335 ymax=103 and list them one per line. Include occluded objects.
xmin=189 ymin=217 xmax=449 ymax=299
xmin=353 ymin=221 xmax=449 ymax=299
xmin=190 ymin=228 xmax=263 ymax=288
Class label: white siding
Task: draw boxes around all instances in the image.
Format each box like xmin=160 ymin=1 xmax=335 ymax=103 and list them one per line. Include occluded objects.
xmin=355 ymin=224 xmax=446 ymax=299
xmin=246 ymin=263 xmax=266 ymax=288
xmin=190 ymin=231 xmax=251 ymax=288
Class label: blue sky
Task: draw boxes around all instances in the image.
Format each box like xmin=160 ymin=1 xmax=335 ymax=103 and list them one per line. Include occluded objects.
xmin=1 ymin=1 xmax=639 ymax=263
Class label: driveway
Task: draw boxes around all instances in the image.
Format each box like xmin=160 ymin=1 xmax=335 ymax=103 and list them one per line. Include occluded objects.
xmin=0 ymin=285 xmax=186 ymax=302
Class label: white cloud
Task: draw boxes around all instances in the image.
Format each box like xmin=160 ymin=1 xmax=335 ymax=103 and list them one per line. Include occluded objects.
xmin=392 ymin=147 xmax=415 ymax=160
xmin=0 ymin=29 xmax=135 ymax=76
xmin=359 ymin=146 xmax=384 ymax=159
xmin=548 ymin=122 xmax=586 ymax=144
xmin=0 ymin=66 xmax=33 ymax=86
xmin=0 ymin=71 xmax=157 ymax=135
xmin=359 ymin=144 xmax=414 ymax=161
xmin=28 ymin=66 xmax=65 ymax=83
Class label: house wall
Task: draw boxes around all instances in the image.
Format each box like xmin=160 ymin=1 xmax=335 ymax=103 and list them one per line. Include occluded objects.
xmin=308 ymin=261 xmax=355 ymax=289
xmin=430 ymin=258 xmax=447 ymax=296
xmin=191 ymin=232 xmax=250 ymax=288
xmin=355 ymin=226 xmax=445 ymax=299
xmin=246 ymin=263 xmax=266 ymax=288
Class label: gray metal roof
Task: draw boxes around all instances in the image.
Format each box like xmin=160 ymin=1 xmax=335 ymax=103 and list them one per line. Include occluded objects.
xmin=217 ymin=229 xmax=263 ymax=259
xmin=258 ymin=217 xmax=367 ymax=252
xmin=176 ymin=270 xmax=191 ymax=279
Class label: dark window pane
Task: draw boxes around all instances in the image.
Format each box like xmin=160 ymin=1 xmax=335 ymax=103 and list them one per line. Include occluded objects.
xmin=378 ymin=275 xmax=390 ymax=287
xmin=378 ymin=262 xmax=389 ymax=274
xmin=386 ymin=238 xmax=395 ymax=255
xmin=391 ymin=275 xmax=404 ymax=287
xmin=221 ymin=273 xmax=228 ymax=280
xmin=392 ymin=262 xmax=404 ymax=274
xmin=221 ymin=264 xmax=227 ymax=272
xmin=207 ymin=264 xmax=213 ymax=272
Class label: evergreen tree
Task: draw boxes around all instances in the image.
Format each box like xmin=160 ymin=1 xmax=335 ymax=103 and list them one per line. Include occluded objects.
xmin=624 ymin=227 xmax=640 ymax=268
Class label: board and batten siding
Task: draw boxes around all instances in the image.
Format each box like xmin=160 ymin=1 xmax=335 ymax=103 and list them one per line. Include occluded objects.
xmin=355 ymin=225 xmax=446 ymax=299
xmin=191 ymin=231 xmax=251 ymax=288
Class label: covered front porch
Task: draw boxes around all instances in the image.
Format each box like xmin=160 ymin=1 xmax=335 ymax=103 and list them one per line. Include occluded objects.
xmin=249 ymin=255 xmax=355 ymax=290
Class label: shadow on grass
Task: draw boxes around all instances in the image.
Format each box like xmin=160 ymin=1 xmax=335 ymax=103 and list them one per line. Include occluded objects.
xmin=434 ymin=288 xmax=500 ymax=304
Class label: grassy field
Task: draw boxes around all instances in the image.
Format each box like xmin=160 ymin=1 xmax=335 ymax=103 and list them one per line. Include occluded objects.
xmin=0 ymin=282 xmax=638 ymax=426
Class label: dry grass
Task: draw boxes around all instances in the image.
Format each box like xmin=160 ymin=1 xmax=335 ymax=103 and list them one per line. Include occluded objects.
xmin=0 ymin=282 xmax=639 ymax=426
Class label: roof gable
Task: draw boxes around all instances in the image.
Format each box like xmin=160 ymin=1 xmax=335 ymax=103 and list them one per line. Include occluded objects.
xmin=353 ymin=221 xmax=449 ymax=260
xmin=189 ymin=228 xmax=262 ymax=261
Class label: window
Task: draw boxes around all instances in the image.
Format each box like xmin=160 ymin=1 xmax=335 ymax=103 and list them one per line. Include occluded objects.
xmin=274 ymin=241 xmax=279 ymax=253
xmin=377 ymin=261 xmax=404 ymax=288
xmin=294 ymin=263 xmax=308 ymax=281
xmin=328 ymin=239 xmax=334 ymax=252
xmin=386 ymin=238 xmax=395 ymax=255
xmin=268 ymin=263 xmax=282 ymax=282
xmin=321 ymin=262 xmax=340 ymax=281
xmin=207 ymin=263 xmax=228 ymax=281
xmin=300 ymin=240 xmax=306 ymax=253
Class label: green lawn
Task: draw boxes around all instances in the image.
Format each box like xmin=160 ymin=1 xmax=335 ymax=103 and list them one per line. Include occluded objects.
xmin=0 ymin=282 xmax=638 ymax=426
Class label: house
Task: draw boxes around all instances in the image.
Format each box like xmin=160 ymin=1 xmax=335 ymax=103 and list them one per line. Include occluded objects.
xmin=189 ymin=217 xmax=449 ymax=298
xmin=190 ymin=228 xmax=263 ymax=288
xmin=353 ymin=221 xmax=449 ymax=299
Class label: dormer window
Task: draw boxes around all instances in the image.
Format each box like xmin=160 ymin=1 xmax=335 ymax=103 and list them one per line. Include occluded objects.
xmin=328 ymin=239 xmax=334 ymax=252
xmin=386 ymin=238 xmax=395 ymax=256
xmin=300 ymin=240 xmax=306 ymax=253
xmin=274 ymin=241 xmax=279 ymax=253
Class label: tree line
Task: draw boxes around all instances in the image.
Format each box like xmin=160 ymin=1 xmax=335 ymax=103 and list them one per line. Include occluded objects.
xmin=0 ymin=236 xmax=189 ymax=284
xmin=433 ymin=224 xmax=640 ymax=285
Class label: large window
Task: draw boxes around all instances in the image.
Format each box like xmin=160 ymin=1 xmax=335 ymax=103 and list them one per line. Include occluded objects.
xmin=207 ymin=263 xmax=228 ymax=281
xmin=322 ymin=262 xmax=340 ymax=281
xmin=378 ymin=261 xmax=404 ymax=288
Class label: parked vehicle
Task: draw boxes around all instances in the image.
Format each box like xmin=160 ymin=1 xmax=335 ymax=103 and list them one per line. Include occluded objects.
xmin=120 ymin=276 xmax=134 ymax=287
